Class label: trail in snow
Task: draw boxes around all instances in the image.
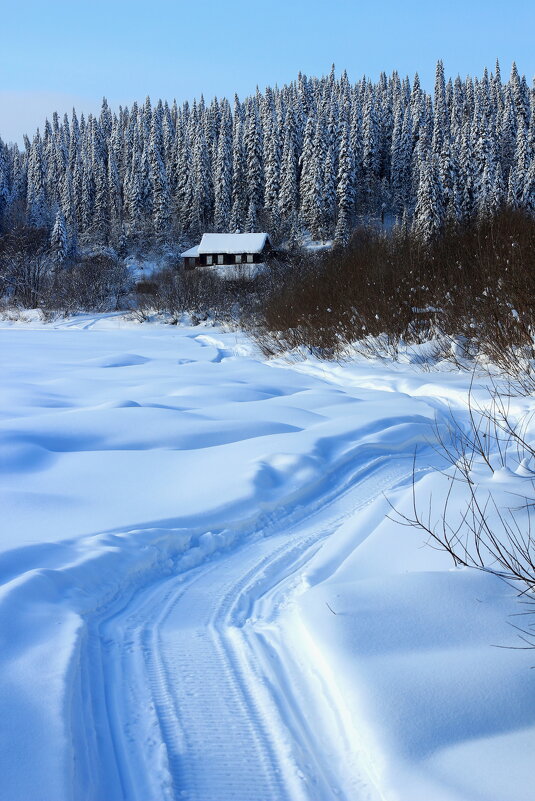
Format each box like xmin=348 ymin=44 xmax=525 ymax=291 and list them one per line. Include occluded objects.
xmin=88 ymin=457 xmax=410 ymax=801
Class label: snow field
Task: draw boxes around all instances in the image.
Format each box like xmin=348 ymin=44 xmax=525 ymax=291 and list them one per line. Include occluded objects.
xmin=0 ymin=314 xmax=534 ymax=800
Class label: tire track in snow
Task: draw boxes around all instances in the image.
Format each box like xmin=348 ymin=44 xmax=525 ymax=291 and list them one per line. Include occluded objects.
xmin=84 ymin=456 xmax=413 ymax=801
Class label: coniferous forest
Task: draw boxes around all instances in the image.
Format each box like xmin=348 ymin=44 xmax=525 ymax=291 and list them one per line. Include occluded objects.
xmin=1 ymin=60 xmax=535 ymax=371
xmin=0 ymin=60 xmax=534 ymax=259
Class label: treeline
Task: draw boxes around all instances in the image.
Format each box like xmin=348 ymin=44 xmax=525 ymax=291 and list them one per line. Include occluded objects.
xmin=0 ymin=61 xmax=534 ymax=258
xmin=2 ymin=208 xmax=535 ymax=378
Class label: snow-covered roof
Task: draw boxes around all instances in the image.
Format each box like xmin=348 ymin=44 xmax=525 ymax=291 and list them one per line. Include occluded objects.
xmin=198 ymin=233 xmax=270 ymax=255
xmin=180 ymin=245 xmax=200 ymax=258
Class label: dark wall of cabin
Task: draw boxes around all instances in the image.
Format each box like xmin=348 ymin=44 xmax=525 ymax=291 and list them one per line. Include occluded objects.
xmin=184 ymin=244 xmax=272 ymax=268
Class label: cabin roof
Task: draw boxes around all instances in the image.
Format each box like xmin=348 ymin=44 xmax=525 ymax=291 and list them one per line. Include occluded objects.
xmin=197 ymin=233 xmax=270 ymax=255
xmin=180 ymin=244 xmax=200 ymax=258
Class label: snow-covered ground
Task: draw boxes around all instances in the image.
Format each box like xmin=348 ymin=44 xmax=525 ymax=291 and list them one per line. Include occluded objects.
xmin=0 ymin=313 xmax=534 ymax=801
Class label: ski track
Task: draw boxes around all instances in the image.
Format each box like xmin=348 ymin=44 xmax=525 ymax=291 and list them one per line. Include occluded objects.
xmin=81 ymin=456 xmax=411 ymax=801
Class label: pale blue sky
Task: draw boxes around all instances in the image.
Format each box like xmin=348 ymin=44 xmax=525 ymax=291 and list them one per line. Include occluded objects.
xmin=1 ymin=0 xmax=533 ymax=144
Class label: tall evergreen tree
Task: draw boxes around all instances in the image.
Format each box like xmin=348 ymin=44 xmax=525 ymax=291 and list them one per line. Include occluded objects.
xmin=244 ymin=98 xmax=264 ymax=222
xmin=432 ymin=60 xmax=448 ymax=157
xmin=414 ymin=151 xmax=444 ymax=240
xmin=50 ymin=210 xmax=68 ymax=264
xmin=0 ymin=140 xmax=9 ymax=227
xmin=214 ymin=102 xmax=233 ymax=231
xmin=362 ymin=82 xmax=381 ymax=211
xmin=278 ymin=106 xmax=300 ymax=222
xmin=149 ymin=109 xmax=171 ymax=241
xmin=26 ymin=133 xmax=48 ymax=228
xmin=334 ymin=119 xmax=354 ymax=245
xmin=508 ymin=123 xmax=529 ymax=207
xmin=229 ymin=108 xmax=246 ymax=232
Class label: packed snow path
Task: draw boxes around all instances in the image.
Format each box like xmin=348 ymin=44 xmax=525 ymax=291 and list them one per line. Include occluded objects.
xmin=1 ymin=314 xmax=534 ymax=801
xmin=89 ymin=455 xmax=409 ymax=801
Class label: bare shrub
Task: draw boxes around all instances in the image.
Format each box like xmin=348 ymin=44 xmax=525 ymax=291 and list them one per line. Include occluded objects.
xmin=43 ymin=253 xmax=131 ymax=313
xmin=392 ymin=382 xmax=535 ymax=644
xmin=0 ymin=225 xmax=52 ymax=307
xmin=133 ymin=267 xmax=254 ymax=324
xmin=253 ymin=209 xmax=535 ymax=367
xmin=252 ymin=225 xmax=424 ymax=357
xmin=428 ymin=209 xmax=535 ymax=375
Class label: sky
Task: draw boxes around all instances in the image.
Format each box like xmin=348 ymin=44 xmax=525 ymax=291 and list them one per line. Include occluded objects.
xmin=1 ymin=0 xmax=534 ymax=145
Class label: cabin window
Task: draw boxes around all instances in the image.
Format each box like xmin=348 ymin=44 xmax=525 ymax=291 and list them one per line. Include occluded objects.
xmin=235 ymin=254 xmax=242 ymax=264
xmin=188 ymin=257 xmax=196 ymax=267
xmin=246 ymin=254 xmax=253 ymax=263
xmin=217 ymin=254 xmax=224 ymax=265
xmin=206 ymin=255 xmax=213 ymax=265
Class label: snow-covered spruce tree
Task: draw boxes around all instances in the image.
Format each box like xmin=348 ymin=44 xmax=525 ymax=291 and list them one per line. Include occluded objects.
xmin=92 ymin=155 xmax=110 ymax=244
xmin=299 ymin=114 xmax=321 ymax=235
xmin=68 ymin=109 xmax=80 ymax=176
xmin=449 ymin=76 xmax=465 ymax=142
xmin=214 ymin=101 xmax=233 ymax=231
xmin=26 ymin=133 xmax=48 ymax=229
xmin=60 ymin=170 xmax=77 ymax=253
xmin=107 ymin=148 xmax=122 ymax=246
xmin=348 ymin=87 xmax=363 ymax=213
xmin=377 ymin=71 xmax=395 ymax=185
xmin=510 ymin=62 xmax=530 ymax=129
xmin=438 ymin=134 xmax=462 ymax=221
xmin=278 ymin=106 xmax=300 ymax=231
xmin=458 ymin=117 xmax=475 ymax=221
xmin=149 ymin=108 xmax=171 ymax=242
xmin=125 ymin=147 xmax=143 ymax=245
xmin=334 ymin=118 xmax=355 ymax=245
xmin=499 ymin=91 xmax=517 ymax=179
xmin=528 ymin=89 xmax=535 ymax=159
xmin=99 ymin=97 xmax=113 ymax=143
xmin=230 ymin=98 xmax=246 ymax=232
xmin=162 ymin=101 xmax=176 ymax=168
xmin=413 ymin=150 xmax=444 ymax=241
xmin=410 ymin=72 xmax=424 ymax=148
xmin=50 ymin=210 xmax=68 ymax=264
xmin=244 ymin=98 xmax=264 ymax=228
xmin=472 ymin=99 xmax=501 ymax=216
xmin=173 ymin=112 xmax=194 ymax=236
xmin=362 ymin=82 xmax=381 ymax=213
xmin=80 ymin=158 xmax=95 ymax=237
xmin=432 ymin=60 xmax=448 ymax=159
xmin=85 ymin=115 xmax=109 ymax=243
xmin=322 ymin=100 xmax=339 ymax=235
xmin=508 ymin=124 xmax=529 ymax=208
xmin=8 ymin=148 xmax=27 ymax=222
xmin=391 ymin=101 xmax=414 ymax=216
xmin=0 ymin=139 xmax=10 ymax=229
xmin=262 ymin=86 xmax=281 ymax=228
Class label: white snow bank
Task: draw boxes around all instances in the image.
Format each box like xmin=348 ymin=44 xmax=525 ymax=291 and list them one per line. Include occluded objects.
xmin=284 ymin=363 xmax=535 ymax=801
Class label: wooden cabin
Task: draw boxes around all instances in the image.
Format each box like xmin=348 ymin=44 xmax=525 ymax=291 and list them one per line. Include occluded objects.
xmin=180 ymin=233 xmax=272 ymax=271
